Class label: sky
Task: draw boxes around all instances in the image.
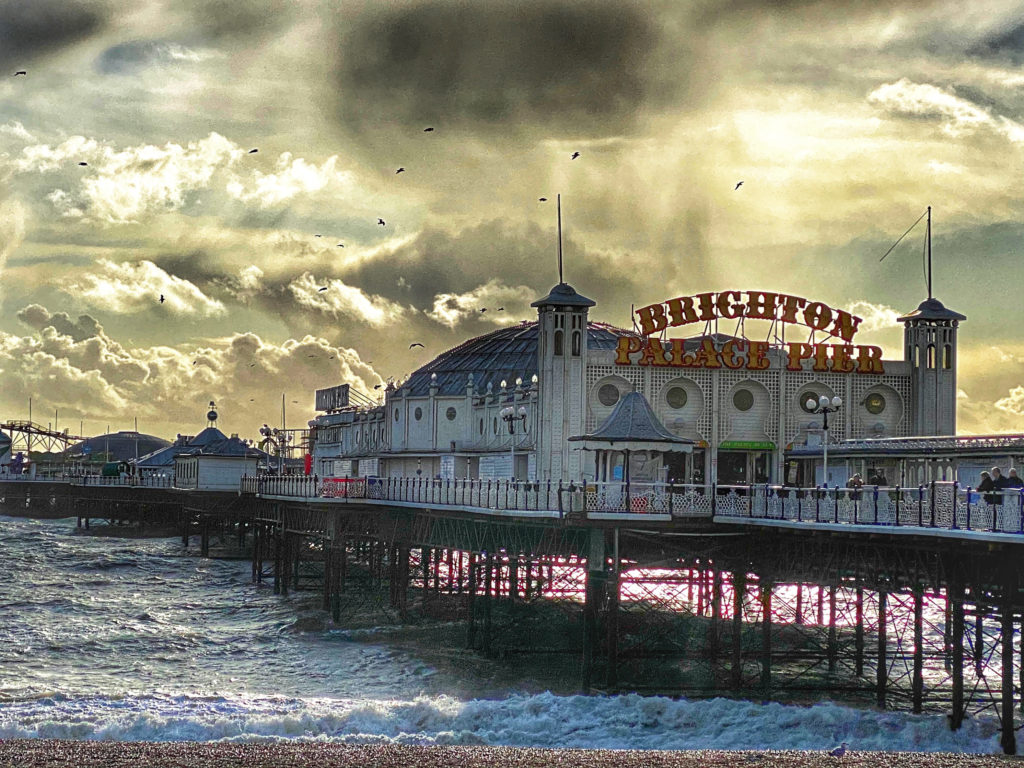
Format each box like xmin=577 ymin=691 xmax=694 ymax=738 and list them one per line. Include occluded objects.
xmin=1 ymin=0 xmax=1023 ymax=442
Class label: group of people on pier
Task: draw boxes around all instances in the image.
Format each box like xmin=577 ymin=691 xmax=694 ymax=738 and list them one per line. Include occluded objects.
xmin=976 ymin=467 xmax=1024 ymax=503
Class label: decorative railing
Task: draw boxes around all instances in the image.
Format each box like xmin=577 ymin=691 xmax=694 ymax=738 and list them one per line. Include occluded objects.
xmin=716 ymin=482 xmax=1024 ymax=535
xmin=75 ymin=475 xmax=174 ymax=488
xmin=241 ymin=474 xmax=570 ymax=514
xmin=238 ymin=474 xmax=1024 ymax=534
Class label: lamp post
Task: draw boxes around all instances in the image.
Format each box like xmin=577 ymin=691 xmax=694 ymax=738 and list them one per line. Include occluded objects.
xmin=807 ymin=394 xmax=842 ymax=487
xmin=500 ymin=404 xmax=528 ymax=480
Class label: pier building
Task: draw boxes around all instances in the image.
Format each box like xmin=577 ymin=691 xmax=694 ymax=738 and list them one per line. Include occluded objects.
xmin=310 ymin=283 xmax=964 ymax=488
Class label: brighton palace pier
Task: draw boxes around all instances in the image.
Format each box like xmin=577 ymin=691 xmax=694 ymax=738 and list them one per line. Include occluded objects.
xmin=310 ymin=283 xmax=967 ymax=490
xmin=13 ymin=279 xmax=1024 ymax=755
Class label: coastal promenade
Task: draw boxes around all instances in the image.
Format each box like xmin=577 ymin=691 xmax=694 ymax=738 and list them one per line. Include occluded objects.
xmin=4 ymin=476 xmax=1024 ymax=754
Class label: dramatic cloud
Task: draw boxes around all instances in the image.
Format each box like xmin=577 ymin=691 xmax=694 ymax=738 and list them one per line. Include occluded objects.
xmin=995 ymin=385 xmax=1024 ymax=416
xmin=226 ymin=153 xmax=353 ymax=208
xmin=868 ymin=78 xmax=1024 ymax=142
xmin=288 ymin=273 xmax=407 ymax=327
xmin=67 ymin=259 xmax=227 ymax=317
xmin=427 ymin=279 xmax=536 ymax=328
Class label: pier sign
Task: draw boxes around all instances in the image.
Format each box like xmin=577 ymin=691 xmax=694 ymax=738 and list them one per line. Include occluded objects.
xmin=620 ymin=290 xmax=885 ymax=374
xmin=635 ymin=290 xmax=862 ymax=341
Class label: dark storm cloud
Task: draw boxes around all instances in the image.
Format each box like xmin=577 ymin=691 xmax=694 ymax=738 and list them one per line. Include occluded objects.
xmin=0 ymin=0 xmax=107 ymax=68
xmin=181 ymin=0 xmax=296 ymax=40
xmin=335 ymin=0 xmax=674 ymax=136
xmin=968 ymin=20 xmax=1024 ymax=64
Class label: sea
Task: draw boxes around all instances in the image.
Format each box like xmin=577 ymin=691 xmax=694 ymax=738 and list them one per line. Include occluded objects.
xmin=0 ymin=515 xmax=1003 ymax=752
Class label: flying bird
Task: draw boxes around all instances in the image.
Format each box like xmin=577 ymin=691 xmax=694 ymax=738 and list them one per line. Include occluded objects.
xmin=318 ymin=286 xmax=328 ymax=292
xmin=192 ymin=360 xmax=198 ymax=365
xmin=828 ymin=743 xmax=848 ymax=758
xmin=497 ymin=307 xmax=505 ymax=311
xmin=374 ymin=384 xmax=383 ymax=389
xmin=249 ymin=363 xmax=256 ymax=367
xmin=377 ymin=218 xmax=386 ymax=226
xmin=409 ymin=342 xmax=424 ymax=348
xmin=159 ymin=294 xmax=165 ymax=304
xmin=337 ymin=243 xmax=344 ymax=247
xmin=734 ymin=181 xmax=744 ymax=190
xmin=329 ymin=355 xmax=334 ymax=359
xmin=423 ymin=127 xmax=434 ymax=132
xmin=248 ymin=148 xmax=258 ymax=154
xmin=539 ymin=197 xmax=547 ymax=202
xmin=307 ymin=354 xmax=316 ymax=358
xmin=292 ymin=400 xmax=299 ymax=403
xmin=571 ymin=151 xmax=580 ymax=159
xmin=78 ymin=162 xmax=88 ymax=166
xmin=314 ymin=234 xmax=322 ymax=237
xmin=13 ymin=71 xmax=26 ymax=76
xmin=396 ymin=167 xmax=405 ymax=174
xmin=479 ymin=307 xmax=487 ymax=313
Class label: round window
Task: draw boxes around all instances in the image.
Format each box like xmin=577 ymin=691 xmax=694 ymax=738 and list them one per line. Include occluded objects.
xmin=865 ymin=392 xmax=886 ymax=415
xmin=800 ymin=392 xmax=819 ymax=414
xmin=598 ymin=383 xmax=620 ymax=407
xmin=666 ymin=386 xmax=688 ymax=409
xmin=733 ymin=388 xmax=754 ymax=411
xmin=394 ymin=409 xmax=399 ymax=421
xmin=446 ymin=406 xmax=457 ymax=421
xmin=414 ymin=407 xmax=423 ymax=421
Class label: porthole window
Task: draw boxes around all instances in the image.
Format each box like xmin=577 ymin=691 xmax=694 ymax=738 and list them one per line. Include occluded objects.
xmin=733 ymin=388 xmax=754 ymax=411
xmin=414 ymin=407 xmax=423 ymax=421
xmin=394 ymin=409 xmax=399 ymax=421
xmin=865 ymin=392 xmax=886 ymax=415
xmin=666 ymin=386 xmax=688 ymax=409
xmin=799 ymin=392 xmax=820 ymax=414
xmin=598 ymin=384 xmax=620 ymax=407
xmin=446 ymin=406 xmax=457 ymax=421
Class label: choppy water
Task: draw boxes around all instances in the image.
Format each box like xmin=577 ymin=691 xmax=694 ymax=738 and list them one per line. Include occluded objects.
xmin=0 ymin=516 xmax=1004 ymax=751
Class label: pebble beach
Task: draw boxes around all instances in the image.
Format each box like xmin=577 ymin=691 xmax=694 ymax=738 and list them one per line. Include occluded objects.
xmin=0 ymin=742 xmax=1019 ymax=768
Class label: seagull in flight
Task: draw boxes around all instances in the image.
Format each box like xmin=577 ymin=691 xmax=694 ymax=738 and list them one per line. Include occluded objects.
xmin=497 ymin=307 xmax=504 ymax=311
xmin=377 ymin=218 xmax=386 ymax=226
xmin=159 ymin=295 xmax=165 ymax=304
xmin=318 ymin=286 xmax=328 ymax=292
xmin=249 ymin=363 xmax=256 ymax=367
xmin=409 ymin=342 xmax=424 ymax=348
xmin=314 ymin=234 xmax=322 ymax=237
xmin=396 ymin=167 xmax=405 ymax=174
xmin=423 ymin=127 xmax=434 ymax=132
xmin=374 ymin=384 xmax=383 ymax=389
xmin=78 ymin=161 xmax=88 ymax=166
xmin=248 ymin=148 xmax=258 ymax=154
xmin=828 ymin=743 xmax=848 ymax=757
xmin=479 ymin=307 xmax=487 ymax=313
xmin=734 ymin=181 xmax=744 ymax=190
xmin=539 ymin=197 xmax=547 ymax=202
xmin=13 ymin=71 xmax=26 ymax=76
xmin=337 ymin=243 xmax=344 ymax=247
xmin=571 ymin=151 xmax=580 ymax=159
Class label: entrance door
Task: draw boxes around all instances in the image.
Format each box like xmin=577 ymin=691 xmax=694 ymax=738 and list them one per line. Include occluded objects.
xmin=718 ymin=451 xmax=747 ymax=485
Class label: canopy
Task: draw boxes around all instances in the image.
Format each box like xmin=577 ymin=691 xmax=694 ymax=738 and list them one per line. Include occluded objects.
xmin=569 ymin=391 xmax=693 ymax=454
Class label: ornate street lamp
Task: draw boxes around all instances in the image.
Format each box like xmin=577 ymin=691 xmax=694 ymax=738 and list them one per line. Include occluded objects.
xmin=806 ymin=394 xmax=842 ymax=487
xmin=500 ymin=404 xmax=528 ymax=480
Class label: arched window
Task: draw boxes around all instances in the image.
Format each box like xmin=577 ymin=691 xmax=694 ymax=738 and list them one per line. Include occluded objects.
xmin=927 ymin=344 xmax=935 ymax=369
xmin=571 ymin=330 xmax=581 ymax=356
xmin=554 ymin=329 xmax=564 ymax=357
xmin=943 ymin=344 xmax=952 ymax=370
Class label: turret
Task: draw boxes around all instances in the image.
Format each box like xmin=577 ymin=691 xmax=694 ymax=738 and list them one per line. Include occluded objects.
xmin=531 ymin=282 xmax=595 ymax=480
xmin=899 ymin=297 xmax=965 ymax=435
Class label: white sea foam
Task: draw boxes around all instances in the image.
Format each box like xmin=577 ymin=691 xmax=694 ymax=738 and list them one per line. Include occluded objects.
xmin=0 ymin=692 xmax=1002 ymax=752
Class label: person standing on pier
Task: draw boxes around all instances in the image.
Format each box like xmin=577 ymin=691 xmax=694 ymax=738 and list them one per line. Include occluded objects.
xmin=1006 ymin=468 xmax=1024 ymax=488
xmin=978 ymin=470 xmax=996 ymax=505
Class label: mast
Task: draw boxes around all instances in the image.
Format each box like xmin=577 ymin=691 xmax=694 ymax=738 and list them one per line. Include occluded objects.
xmin=557 ymin=194 xmax=563 ymax=284
xmin=926 ymin=205 xmax=933 ymax=300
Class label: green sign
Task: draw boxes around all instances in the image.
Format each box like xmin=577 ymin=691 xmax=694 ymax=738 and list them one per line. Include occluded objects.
xmin=719 ymin=440 xmax=776 ymax=451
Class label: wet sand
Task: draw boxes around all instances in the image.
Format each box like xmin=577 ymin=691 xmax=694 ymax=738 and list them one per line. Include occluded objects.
xmin=0 ymin=742 xmax=1017 ymax=768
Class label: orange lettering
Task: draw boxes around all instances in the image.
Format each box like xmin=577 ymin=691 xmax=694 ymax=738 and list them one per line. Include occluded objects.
xmin=693 ymin=338 xmax=721 ymax=368
xmin=615 ymin=336 xmax=643 ymax=365
xmin=745 ymin=291 xmax=778 ymax=320
xmin=746 ymin=340 xmax=770 ymax=370
xmin=829 ymin=310 xmax=862 ymax=343
xmin=803 ymin=301 xmax=833 ymax=331
xmin=638 ymin=338 xmax=670 ymax=367
xmin=636 ymin=303 xmax=668 ymax=336
xmin=831 ymin=344 xmax=856 ymax=373
xmin=786 ymin=342 xmax=813 ymax=371
xmin=721 ymin=339 xmax=745 ymax=369
xmin=813 ymin=343 xmax=830 ymax=372
xmin=779 ymin=294 xmax=807 ymax=324
xmin=856 ymin=345 xmax=885 ymax=374
xmin=716 ymin=290 xmax=744 ymax=320
xmin=666 ymin=296 xmax=699 ymax=327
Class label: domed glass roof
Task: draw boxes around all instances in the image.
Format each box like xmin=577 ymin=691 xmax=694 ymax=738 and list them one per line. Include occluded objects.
xmin=400 ymin=320 xmax=631 ymax=396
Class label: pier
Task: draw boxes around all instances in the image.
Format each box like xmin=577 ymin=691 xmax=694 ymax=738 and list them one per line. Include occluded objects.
xmin=4 ymin=477 xmax=1024 ymax=754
